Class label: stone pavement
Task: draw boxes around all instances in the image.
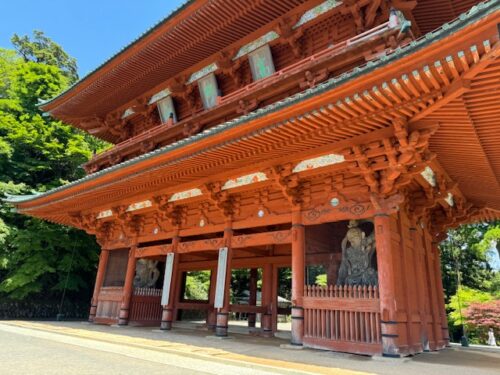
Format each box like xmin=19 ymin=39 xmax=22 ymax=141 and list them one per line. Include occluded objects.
xmin=1 ymin=320 xmax=499 ymax=375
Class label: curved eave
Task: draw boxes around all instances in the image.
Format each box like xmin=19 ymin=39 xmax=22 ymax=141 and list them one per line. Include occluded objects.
xmin=7 ymin=1 xmax=500 ymax=224
xmin=38 ymin=0 xmax=195 ymax=113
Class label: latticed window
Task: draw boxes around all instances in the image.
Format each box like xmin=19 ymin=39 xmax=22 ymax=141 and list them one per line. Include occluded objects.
xmin=198 ymin=73 xmax=220 ymax=109
xmin=248 ymin=44 xmax=275 ymax=81
xmin=103 ymin=249 xmax=129 ymax=287
xmin=157 ymin=96 xmax=177 ymax=124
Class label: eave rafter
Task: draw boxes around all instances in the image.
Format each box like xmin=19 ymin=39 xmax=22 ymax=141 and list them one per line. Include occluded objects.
xmin=13 ymin=19 xmax=500 ymax=227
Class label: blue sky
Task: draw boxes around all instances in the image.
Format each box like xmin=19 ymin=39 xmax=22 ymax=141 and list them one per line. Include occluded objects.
xmin=0 ymin=0 xmax=186 ymax=78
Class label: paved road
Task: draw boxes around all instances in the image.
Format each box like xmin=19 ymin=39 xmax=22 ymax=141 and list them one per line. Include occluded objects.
xmin=0 ymin=329 xmax=209 ymax=375
xmin=1 ymin=321 xmax=499 ymax=375
xmin=0 ymin=324 xmax=310 ymax=375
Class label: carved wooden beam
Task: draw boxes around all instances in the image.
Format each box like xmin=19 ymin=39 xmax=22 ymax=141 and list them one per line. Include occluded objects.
xmin=276 ymin=15 xmax=303 ymax=58
xmin=203 ymin=182 xmax=240 ymax=219
xmin=343 ymin=120 xmax=437 ymax=197
xmin=265 ymin=164 xmax=304 ymax=207
xmin=152 ymin=195 xmax=186 ymax=231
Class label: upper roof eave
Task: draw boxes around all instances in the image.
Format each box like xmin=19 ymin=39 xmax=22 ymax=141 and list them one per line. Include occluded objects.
xmin=38 ymin=0 xmax=195 ymax=112
xmin=8 ymin=0 xmax=499 ymax=208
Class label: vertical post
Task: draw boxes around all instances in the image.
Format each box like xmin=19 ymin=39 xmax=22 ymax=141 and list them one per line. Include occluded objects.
xmin=248 ymin=268 xmax=258 ymax=328
xmin=161 ymin=232 xmax=180 ymax=330
xmin=271 ymin=264 xmax=279 ymax=332
xmin=432 ymin=240 xmax=450 ymax=347
xmin=261 ymin=263 xmax=274 ymax=337
xmin=291 ymin=208 xmax=305 ymax=346
xmin=118 ymin=246 xmax=137 ymax=326
xmin=207 ymin=267 xmax=217 ymax=330
xmin=215 ymin=220 xmax=233 ymax=337
xmin=374 ymin=214 xmax=400 ymax=357
xmin=397 ymin=212 xmax=416 ymax=353
xmin=410 ymin=226 xmax=430 ymax=351
xmin=89 ymin=249 xmax=109 ymax=322
xmin=423 ymin=229 xmax=443 ymax=350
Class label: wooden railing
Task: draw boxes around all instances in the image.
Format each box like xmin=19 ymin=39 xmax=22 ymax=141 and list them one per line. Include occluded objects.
xmin=129 ymin=287 xmax=163 ymax=325
xmin=303 ymin=285 xmax=381 ymax=355
xmin=95 ymin=286 xmax=123 ymax=323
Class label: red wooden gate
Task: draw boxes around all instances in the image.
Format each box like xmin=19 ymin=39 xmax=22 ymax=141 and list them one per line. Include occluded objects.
xmin=303 ymin=285 xmax=382 ymax=355
xmin=129 ymin=288 xmax=163 ymax=326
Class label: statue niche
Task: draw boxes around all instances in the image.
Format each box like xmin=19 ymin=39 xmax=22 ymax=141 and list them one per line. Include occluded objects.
xmin=336 ymin=220 xmax=378 ymax=286
xmin=133 ymin=259 xmax=160 ymax=288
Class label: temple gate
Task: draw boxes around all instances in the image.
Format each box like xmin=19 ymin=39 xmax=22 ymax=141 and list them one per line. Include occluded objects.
xmin=6 ymin=0 xmax=500 ymax=358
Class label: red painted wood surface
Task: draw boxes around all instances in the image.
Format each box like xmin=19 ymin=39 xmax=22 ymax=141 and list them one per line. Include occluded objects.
xmin=303 ymin=285 xmax=381 ymax=355
xmin=96 ymin=286 xmax=123 ymax=323
xmin=129 ymin=287 xmax=163 ymax=325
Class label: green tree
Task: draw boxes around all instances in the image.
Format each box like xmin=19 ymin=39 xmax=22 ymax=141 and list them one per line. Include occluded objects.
xmin=0 ymin=33 xmax=102 ymax=306
xmin=439 ymin=223 xmax=496 ymax=302
xmin=11 ymin=30 xmax=78 ymax=84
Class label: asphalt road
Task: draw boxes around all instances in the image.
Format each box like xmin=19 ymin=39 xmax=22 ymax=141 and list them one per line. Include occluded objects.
xmin=0 ymin=324 xmax=299 ymax=375
xmin=1 ymin=321 xmax=500 ymax=375
xmin=0 ymin=329 xmax=214 ymax=375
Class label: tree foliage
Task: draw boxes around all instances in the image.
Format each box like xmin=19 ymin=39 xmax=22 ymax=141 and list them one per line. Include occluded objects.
xmin=11 ymin=30 xmax=78 ymax=85
xmin=465 ymin=300 xmax=500 ymax=343
xmin=0 ymin=32 xmax=103 ymax=303
xmin=439 ymin=223 xmax=496 ymax=301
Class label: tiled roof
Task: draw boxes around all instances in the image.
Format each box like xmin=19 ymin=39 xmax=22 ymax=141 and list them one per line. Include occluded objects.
xmin=5 ymin=0 xmax=499 ymax=205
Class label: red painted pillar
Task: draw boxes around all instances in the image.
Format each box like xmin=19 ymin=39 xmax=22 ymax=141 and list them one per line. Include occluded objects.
xmin=207 ymin=267 xmax=217 ymax=331
xmin=291 ymin=209 xmax=305 ymax=346
xmin=423 ymin=229 xmax=443 ymax=350
xmin=118 ymin=246 xmax=137 ymax=326
xmin=261 ymin=263 xmax=274 ymax=337
xmin=161 ymin=233 xmax=180 ymax=330
xmin=410 ymin=226 xmax=431 ymax=351
xmin=248 ymin=268 xmax=258 ymax=328
xmin=215 ymin=220 xmax=233 ymax=337
xmin=374 ymin=214 xmax=401 ymax=357
xmin=89 ymin=249 xmax=109 ymax=322
xmin=432 ymin=241 xmax=450 ymax=347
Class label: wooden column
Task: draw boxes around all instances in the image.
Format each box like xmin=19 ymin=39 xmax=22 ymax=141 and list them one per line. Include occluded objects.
xmin=432 ymin=241 xmax=450 ymax=347
xmin=161 ymin=233 xmax=180 ymax=330
xmin=397 ymin=213 xmax=417 ymax=353
xmin=410 ymin=226 xmax=430 ymax=351
xmin=215 ymin=220 xmax=233 ymax=337
xmin=261 ymin=263 xmax=273 ymax=337
xmin=291 ymin=209 xmax=305 ymax=346
xmin=271 ymin=264 xmax=279 ymax=332
xmin=207 ymin=267 xmax=217 ymax=331
xmin=248 ymin=268 xmax=258 ymax=328
xmin=423 ymin=229 xmax=443 ymax=350
xmin=89 ymin=249 xmax=109 ymax=322
xmin=374 ymin=214 xmax=401 ymax=357
xmin=118 ymin=246 xmax=137 ymax=326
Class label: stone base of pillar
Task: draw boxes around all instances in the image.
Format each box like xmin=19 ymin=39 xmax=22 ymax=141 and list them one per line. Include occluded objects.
xmin=88 ymin=304 xmax=97 ymax=323
xmin=160 ymin=307 xmax=173 ymax=330
xmin=290 ymin=306 xmax=304 ymax=346
xmin=261 ymin=313 xmax=274 ymax=337
xmin=247 ymin=313 xmax=256 ymax=328
xmin=118 ymin=308 xmax=129 ymax=326
xmin=381 ymin=320 xmax=401 ymax=357
xmin=206 ymin=309 xmax=216 ymax=331
xmin=215 ymin=312 xmax=229 ymax=337
xmin=160 ymin=321 xmax=172 ymax=330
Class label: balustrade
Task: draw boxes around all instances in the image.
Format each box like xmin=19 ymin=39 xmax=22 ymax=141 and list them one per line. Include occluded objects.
xmin=303 ymin=285 xmax=381 ymax=355
xmin=128 ymin=287 xmax=163 ymax=325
